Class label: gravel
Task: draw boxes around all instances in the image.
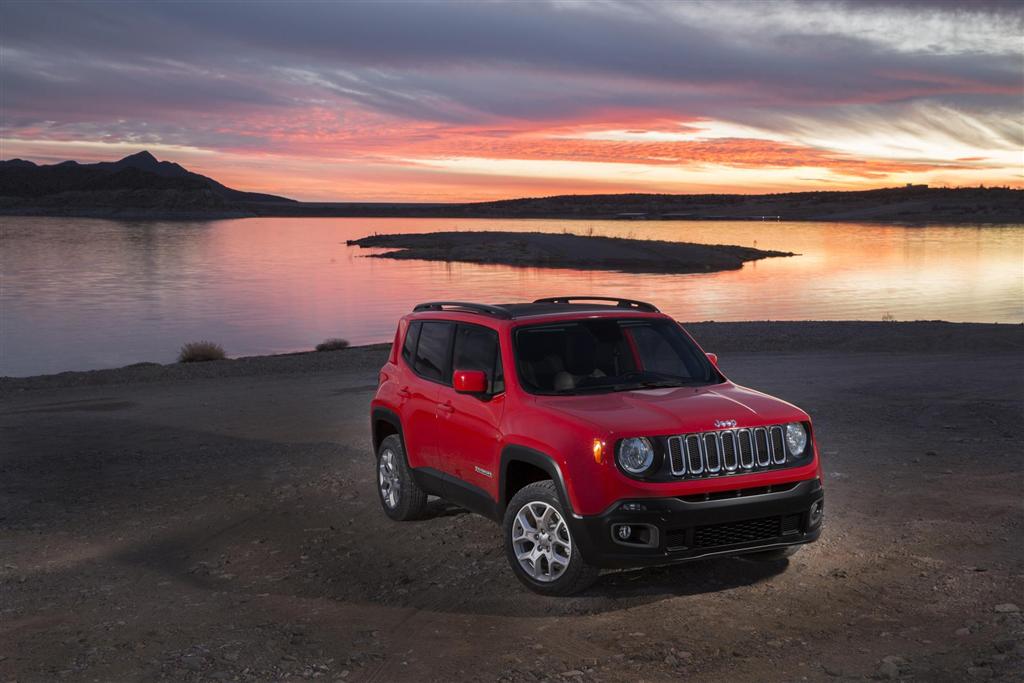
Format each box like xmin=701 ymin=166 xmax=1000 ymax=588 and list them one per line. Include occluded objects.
xmin=1 ymin=323 xmax=1022 ymax=681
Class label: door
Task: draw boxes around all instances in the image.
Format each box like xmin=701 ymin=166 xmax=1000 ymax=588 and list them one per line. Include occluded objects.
xmin=435 ymin=323 xmax=505 ymax=503
xmin=402 ymin=320 xmax=453 ymax=471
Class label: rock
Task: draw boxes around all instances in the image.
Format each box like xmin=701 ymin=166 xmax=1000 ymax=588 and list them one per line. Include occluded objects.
xmin=878 ymin=655 xmax=907 ymax=680
xmin=993 ymin=638 xmax=1015 ymax=653
xmin=823 ymin=664 xmax=844 ymax=677
xmin=878 ymin=660 xmax=901 ymax=679
xmin=956 ymin=628 xmax=971 ymax=636
xmin=664 ymin=654 xmax=678 ymax=666
xmin=993 ymin=603 xmax=1019 ymax=613
xmin=560 ymin=671 xmax=584 ymax=678
xmin=967 ymin=666 xmax=993 ymax=679
xmin=223 ymin=650 xmax=240 ymax=662
xmin=181 ymin=655 xmax=204 ymax=671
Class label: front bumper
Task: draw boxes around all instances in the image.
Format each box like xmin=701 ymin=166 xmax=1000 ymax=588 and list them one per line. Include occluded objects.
xmin=571 ymin=478 xmax=824 ymax=569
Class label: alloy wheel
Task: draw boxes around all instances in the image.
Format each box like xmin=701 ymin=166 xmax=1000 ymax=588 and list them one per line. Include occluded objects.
xmin=378 ymin=449 xmax=401 ymax=509
xmin=511 ymin=501 xmax=572 ymax=582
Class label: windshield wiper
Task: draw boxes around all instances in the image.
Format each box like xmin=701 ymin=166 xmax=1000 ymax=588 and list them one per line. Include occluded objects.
xmin=632 ymin=379 xmax=694 ymax=389
xmin=557 ymin=379 xmax=697 ymax=394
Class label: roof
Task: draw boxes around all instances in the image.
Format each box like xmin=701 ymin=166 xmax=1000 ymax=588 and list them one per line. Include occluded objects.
xmin=412 ymin=297 xmax=660 ymax=320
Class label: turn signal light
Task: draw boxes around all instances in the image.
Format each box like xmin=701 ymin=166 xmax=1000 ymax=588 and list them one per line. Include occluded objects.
xmin=592 ymin=439 xmax=606 ymax=464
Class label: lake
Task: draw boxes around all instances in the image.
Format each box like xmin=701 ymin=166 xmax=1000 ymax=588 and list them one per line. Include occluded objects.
xmin=2 ymin=216 xmax=1022 ymax=377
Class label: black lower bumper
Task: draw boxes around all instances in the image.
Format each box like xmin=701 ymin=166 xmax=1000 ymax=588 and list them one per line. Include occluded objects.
xmin=572 ymin=479 xmax=824 ymax=569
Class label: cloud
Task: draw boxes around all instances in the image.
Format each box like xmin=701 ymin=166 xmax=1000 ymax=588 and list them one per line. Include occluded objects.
xmin=1 ymin=0 xmax=1020 ymax=199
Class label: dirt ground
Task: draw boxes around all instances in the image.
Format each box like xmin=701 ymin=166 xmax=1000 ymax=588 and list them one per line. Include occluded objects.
xmin=1 ymin=323 xmax=1022 ymax=682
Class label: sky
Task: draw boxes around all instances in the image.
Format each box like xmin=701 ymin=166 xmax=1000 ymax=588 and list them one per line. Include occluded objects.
xmin=1 ymin=0 xmax=1022 ymax=202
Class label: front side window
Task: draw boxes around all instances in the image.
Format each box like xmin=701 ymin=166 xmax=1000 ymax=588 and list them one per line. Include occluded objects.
xmin=453 ymin=323 xmax=504 ymax=394
xmin=514 ymin=318 xmax=719 ymax=395
xmin=413 ymin=321 xmax=454 ymax=383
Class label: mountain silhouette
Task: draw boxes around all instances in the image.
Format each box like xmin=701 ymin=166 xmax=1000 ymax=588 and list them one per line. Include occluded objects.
xmin=0 ymin=151 xmax=295 ymax=216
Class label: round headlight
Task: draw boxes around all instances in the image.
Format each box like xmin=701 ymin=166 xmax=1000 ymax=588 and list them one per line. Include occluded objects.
xmin=785 ymin=422 xmax=808 ymax=457
xmin=617 ymin=437 xmax=655 ymax=474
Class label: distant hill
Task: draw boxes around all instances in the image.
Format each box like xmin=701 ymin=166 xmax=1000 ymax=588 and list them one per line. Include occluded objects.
xmin=259 ymin=186 xmax=1022 ymax=224
xmin=450 ymin=187 xmax=1024 ymax=223
xmin=1 ymin=150 xmax=1020 ymax=223
xmin=0 ymin=151 xmax=295 ymax=218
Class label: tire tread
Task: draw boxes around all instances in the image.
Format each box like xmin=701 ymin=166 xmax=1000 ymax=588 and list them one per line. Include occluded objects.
xmin=377 ymin=434 xmax=428 ymax=521
xmin=503 ymin=480 xmax=599 ymax=596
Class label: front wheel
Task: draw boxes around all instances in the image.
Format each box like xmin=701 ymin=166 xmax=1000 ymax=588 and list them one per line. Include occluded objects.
xmin=502 ymin=481 xmax=599 ymax=596
xmin=376 ymin=434 xmax=427 ymax=521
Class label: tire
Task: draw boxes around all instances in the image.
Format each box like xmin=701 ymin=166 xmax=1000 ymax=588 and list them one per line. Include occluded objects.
xmin=744 ymin=545 xmax=801 ymax=561
xmin=376 ymin=434 xmax=428 ymax=521
xmin=503 ymin=481 xmax=599 ymax=596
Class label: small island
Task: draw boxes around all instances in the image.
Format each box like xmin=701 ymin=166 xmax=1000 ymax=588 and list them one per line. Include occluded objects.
xmin=347 ymin=230 xmax=793 ymax=274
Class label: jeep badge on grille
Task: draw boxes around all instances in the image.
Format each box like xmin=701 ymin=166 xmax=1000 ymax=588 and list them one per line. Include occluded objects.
xmin=714 ymin=419 xmax=738 ymax=429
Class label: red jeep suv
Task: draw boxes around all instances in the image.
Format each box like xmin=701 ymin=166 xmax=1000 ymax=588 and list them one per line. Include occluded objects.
xmin=371 ymin=297 xmax=824 ymax=595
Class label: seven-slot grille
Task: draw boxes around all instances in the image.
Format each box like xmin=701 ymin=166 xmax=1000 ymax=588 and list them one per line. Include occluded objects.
xmin=668 ymin=425 xmax=790 ymax=478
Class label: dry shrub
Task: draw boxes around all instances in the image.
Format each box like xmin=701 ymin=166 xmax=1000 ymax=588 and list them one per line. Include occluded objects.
xmin=316 ymin=338 xmax=350 ymax=352
xmin=178 ymin=340 xmax=226 ymax=363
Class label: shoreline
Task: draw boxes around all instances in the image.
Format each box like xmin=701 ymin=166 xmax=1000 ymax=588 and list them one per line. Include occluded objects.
xmin=3 ymin=207 xmax=1023 ymax=226
xmin=3 ymin=320 xmax=1020 ymax=391
xmin=3 ymin=186 xmax=1022 ymax=225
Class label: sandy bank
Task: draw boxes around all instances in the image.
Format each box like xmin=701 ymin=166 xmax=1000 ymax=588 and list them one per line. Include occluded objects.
xmin=2 ymin=321 xmax=1019 ymax=393
xmin=348 ymin=231 xmax=793 ymax=273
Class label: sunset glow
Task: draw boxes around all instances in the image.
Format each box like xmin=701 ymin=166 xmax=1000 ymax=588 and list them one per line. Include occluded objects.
xmin=2 ymin=1 xmax=1021 ymax=201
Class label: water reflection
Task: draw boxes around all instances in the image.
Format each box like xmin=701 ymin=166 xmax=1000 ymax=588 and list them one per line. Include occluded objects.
xmin=2 ymin=216 xmax=1021 ymax=376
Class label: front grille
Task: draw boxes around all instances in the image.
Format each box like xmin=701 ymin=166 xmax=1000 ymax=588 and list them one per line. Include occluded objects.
xmin=666 ymin=513 xmax=805 ymax=551
xmin=667 ymin=424 xmax=794 ymax=479
xmin=694 ymin=516 xmax=781 ymax=547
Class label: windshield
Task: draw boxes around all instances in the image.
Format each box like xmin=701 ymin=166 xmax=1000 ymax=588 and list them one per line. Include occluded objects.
xmin=514 ymin=318 xmax=721 ymax=395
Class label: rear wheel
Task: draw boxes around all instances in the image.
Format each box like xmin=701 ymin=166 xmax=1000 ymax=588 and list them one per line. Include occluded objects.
xmin=503 ymin=481 xmax=599 ymax=595
xmin=376 ymin=434 xmax=427 ymax=521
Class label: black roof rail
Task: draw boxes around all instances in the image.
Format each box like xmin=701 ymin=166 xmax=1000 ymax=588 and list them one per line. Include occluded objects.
xmin=532 ymin=296 xmax=659 ymax=312
xmin=413 ymin=301 xmax=512 ymax=319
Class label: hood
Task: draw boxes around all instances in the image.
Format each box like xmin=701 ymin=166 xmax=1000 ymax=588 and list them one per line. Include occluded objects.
xmin=534 ymin=382 xmax=806 ymax=437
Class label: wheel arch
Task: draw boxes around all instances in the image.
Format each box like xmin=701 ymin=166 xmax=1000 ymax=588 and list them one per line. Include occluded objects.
xmin=371 ymin=406 xmax=403 ymax=454
xmin=499 ymin=445 xmax=575 ymax=519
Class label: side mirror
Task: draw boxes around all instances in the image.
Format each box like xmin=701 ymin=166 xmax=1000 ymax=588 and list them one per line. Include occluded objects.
xmin=705 ymin=352 xmax=719 ymax=366
xmin=453 ymin=369 xmax=488 ymax=394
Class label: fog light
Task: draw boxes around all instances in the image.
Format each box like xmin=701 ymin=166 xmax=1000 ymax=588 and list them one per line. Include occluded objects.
xmin=616 ymin=525 xmax=633 ymax=540
xmin=809 ymin=500 xmax=824 ymax=526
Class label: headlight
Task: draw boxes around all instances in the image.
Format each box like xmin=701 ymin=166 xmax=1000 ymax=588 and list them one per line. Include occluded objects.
xmin=617 ymin=437 xmax=655 ymax=474
xmin=785 ymin=422 xmax=808 ymax=457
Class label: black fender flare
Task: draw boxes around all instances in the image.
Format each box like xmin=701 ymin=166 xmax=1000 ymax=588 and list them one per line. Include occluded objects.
xmin=499 ymin=445 xmax=575 ymax=518
xmin=370 ymin=406 xmax=403 ymax=454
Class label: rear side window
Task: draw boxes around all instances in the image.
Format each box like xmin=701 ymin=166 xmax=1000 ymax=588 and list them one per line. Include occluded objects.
xmin=401 ymin=321 xmax=421 ymax=365
xmin=453 ymin=324 xmax=504 ymax=394
xmin=413 ymin=321 xmax=454 ymax=383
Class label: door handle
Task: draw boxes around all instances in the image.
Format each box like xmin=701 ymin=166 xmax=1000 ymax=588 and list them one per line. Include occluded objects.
xmin=438 ymin=401 xmax=455 ymax=414
xmin=398 ymin=387 xmax=412 ymax=398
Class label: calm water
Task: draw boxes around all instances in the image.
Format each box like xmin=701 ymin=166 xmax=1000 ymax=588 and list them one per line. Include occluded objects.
xmin=2 ymin=216 xmax=1022 ymax=376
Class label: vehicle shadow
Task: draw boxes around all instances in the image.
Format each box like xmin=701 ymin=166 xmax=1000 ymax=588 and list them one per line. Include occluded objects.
xmin=421 ymin=497 xmax=472 ymax=519
xmin=587 ymin=555 xmax=788 ymax=599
